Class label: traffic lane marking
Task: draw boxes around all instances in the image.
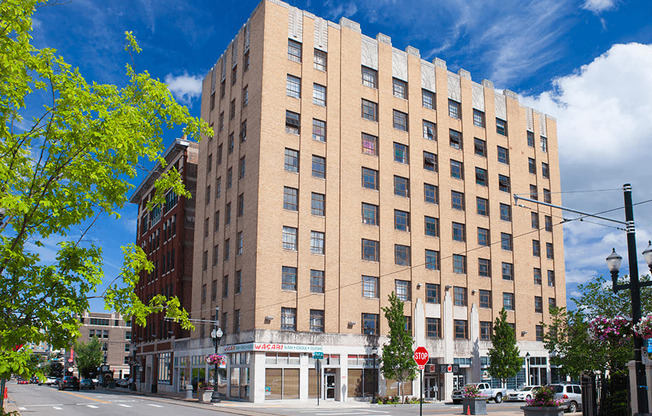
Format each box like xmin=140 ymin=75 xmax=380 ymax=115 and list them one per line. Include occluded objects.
xmin=59 ymin=390 xmax=110 ymax=404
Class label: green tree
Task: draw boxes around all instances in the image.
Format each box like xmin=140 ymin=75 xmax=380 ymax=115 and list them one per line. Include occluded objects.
xmin=0 ymin=0 xmax=211 ymax=379
xmin=380 ymin=292 xmax=417 ymax=401
xmin=75 ymin=337 xmax=104 ymax=379
xmin=487 ymin=309 xmax=522 ymax=385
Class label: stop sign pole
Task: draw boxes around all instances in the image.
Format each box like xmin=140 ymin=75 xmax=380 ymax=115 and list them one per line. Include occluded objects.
xmin=413 ymin=347 xmax=429 ymax=416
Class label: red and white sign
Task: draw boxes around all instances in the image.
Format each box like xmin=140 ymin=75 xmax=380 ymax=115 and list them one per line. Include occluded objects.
xmin=413 ymin=346 xmax=429 ymax=369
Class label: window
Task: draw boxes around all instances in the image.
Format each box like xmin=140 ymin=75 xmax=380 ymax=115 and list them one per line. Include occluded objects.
xmin=497 ymin=146 xmax=509 ymax=164
xmin=393 ymin=142 xmax=409 ymax=164
xmin=480 ymin=321 xmax=492 ymax=340
xmin=541 ymin=136 xmax=548 ymax=152
xmin=479 ymin=258 xmax=491 ymax=277
xmin=312 ymin=155 xmax=326 ymax=178
xmin=531 ymin=212 xmax=540 ymax=229
xmin=451 ymin=190 xmax=464 ymax=210
xmin=545 ymin=216 xmax=553 ymax=232
xmin=425 ymin=249 xmax=440 ymax=270
xmin=533 ymin=240 xmax=541 ymax=257
xmin=311 ymin=193 xmax=325 ymax=216
xmin=501 ymin=233 xmax=513 ymax=251
xmin=220 ymin=79 xmax=225 ymax=98
xmin=503 ymin=292 xmax=515 ymax=310
xmin=219 ymin=112 xmax=224 ymax=132
xmin=498 ymin=175 xmax=511 ymax=192
xmin=224 ymin=238 xmax=230 ymax=261
xmin=454 ymin=287 xmax=467 ymax=306
xmin=225 ymin=203 xmax=231 ymax=224
xmin=361 ymin=99 xmax=378 ymax=121
xmin=536 ymin=325 xmax=544 ymax=341
xmin=548 ymin=270 xmax=555 ymax=286
xmin=393 ymin=78 xmax=407 ymax=99
xmin=237 ymin=194 xmax=244 ymax=217
xmin=448 ymin=99 xmax=461 ymax=119
xmin=207 ymin=154 xmax=213 ymax=173
xmin=452 ymin=222 xmax=465 ymax=242
xmin=535 ymin=296 xmax=543 ymax=313
xmin=477 ymin=197 xmax=489 ymax=216
xmin=449 ymin=129 xmax=463 ymax=149
xmin=450 ymin=160 xmax=464 ymax=179
xmin=213 ymin=244 xmax=219 ymax=266
xmin=361 ymin=203 xmax=378 ymax=225
xmin=424 ymin=184 xmax=438 ymax=204
xmin=394 ymin=176 xmax=409 ymax=198
xmin=312 ymin=119 xmax=326 ymax=142
xmin=242 ymin=85 xmax=249 ymax=107
xmin=227 ymin=167 xmax=233 ymax=189
xmin=202 ymin=251 xmax=208 ymax=271
xmin=237 ymin=231 xmax=243 ymax=254
xmin=422 ymin=89 xmax=435 ymax=109
xmin=287 ymin=75 xmax=301 ymax=98
xmin=286 ymin=111 xmax=301 ymax=134
xmin=217 ymin=144 xmax=223 ymax=164
xmin=362 ymin=275 xmax=379 ymax=298
xmin=478 ymin=228 xmax=489 ymax=246
xmin=496 ymin=118 xmax=507 ymax=135
xmin=479 ymin=289 xmax=491 ymax=308
xmin=283 ymin=187 xmax=298 ymax=211
xmin=281 ymin=307 xmax=297 ymax=331
xmin=362 ymin=313 xmax=379 ymax=335
xmin=453 ymin=254 xmax=466 ymax=274
xmin=362 ymin=133 xmax=378 ymax=156
xmin=310 ymin=270 xmax=325 ymax=293
xmin=502 ymin=262 xmax=514 ymax=280
xmin=427 ymin=318 xmax=441 ymax=338
xmin=424 ymin=216 xmax=439 ymax=237
xmin=394 ymin=210 xmax=410 ymax=232
xmin=205 ymin=185 xmax=211 ymax=204
xmin=546 ymin=242 xmax=554 ymax=259
xmin=282 ymin=266 xmax=297 ymax=291
xmin=361 ymin=66 xmax=378 ymax=88
xmin=395 ymin=280 xmax=411 ymax=301
xmin=362 ymin=168 xmax=378 ymax=190
xmin=239 ymin=156 xmax=246 ymax=179
xmin=475 ymin=167 xmax=488 ymax=186
xmin=534 ymin=268 xmax=542 ymax=285
xmin=528 ymin=158 xmax=536 ymax=174
xmin=473 ymin=109 xmax=485 ymax=127
xmin=393 ymin=110 xmax=408 ymax=131
xmin=231 ymin=65 xmax=237 ymax=85
xmin=282 ymin=226 xmax=297 ymax=251
xmin=309 ymin=310 xmax=325 ymax=333
xmin=542 ymin=162 xmax=550 ymax=179
xmin=500 ymin=203 xmax=512 ymax=221
xmin=395 ymin=244 xmax=411 ymax=266
xmin=549 ymin=297 xmax=557 ymax=308
xmin=474 ymin=138 xmax=487 ymax=156
xmin=284 ymin=148 xmax=299 ymax=172
xmin=313 ymin=83 xmax=326 ymax=106
xmin=527 ymin=131 xmax=535 ymax=147
xmin=288 ymin=39 xmax=302 ymax=62
xmin=423 ymin=152 xmax=437 ymax=172
xmin=311 ymin=231 xmax=325 ymax=254
xmin=543 ymin=188 xmax=551 ymax=203
xmin=362 ymin=239 xmax=379 ymax=261
xmin=426 ymin=283 xmax=440 ymax=303
xmin=423 ymin=120 xmax=436 ymax=140
xmin=314 ymin=49 xmax=327 ymax=71
xmin=230 ymin=100 xmax=236 ymax=120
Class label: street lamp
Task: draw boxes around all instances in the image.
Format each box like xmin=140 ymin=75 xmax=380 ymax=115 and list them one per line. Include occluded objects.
xmin=210 ymin=321 xmax=223 ymax=403
xmin=525 ymin=352 xmax=531 ymax=387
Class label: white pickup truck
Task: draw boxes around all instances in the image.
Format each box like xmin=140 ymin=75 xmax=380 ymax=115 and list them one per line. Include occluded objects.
xmin=451 ymin=382 xmax=507 ymax=403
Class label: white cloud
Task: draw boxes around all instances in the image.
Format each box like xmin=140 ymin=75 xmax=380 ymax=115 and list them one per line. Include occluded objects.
xmin=582 ymin=0 xmax=618 ymax=13
xmin=164 ymin=72 xmax=203 ymax=104
xmin=520 ymin=43 xmax=652 ymax=286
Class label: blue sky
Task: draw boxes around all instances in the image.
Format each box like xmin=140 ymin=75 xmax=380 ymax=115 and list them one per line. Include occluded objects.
xmin=28 ymin=0 xmax=652 ymax=310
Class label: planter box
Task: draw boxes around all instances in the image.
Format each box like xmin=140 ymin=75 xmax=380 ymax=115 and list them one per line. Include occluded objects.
xmin=197 ymin=391 xmax=213 ymax=402
xmin=462 ymin=397 xmax=487 ymax=415
xmin=521 ymin=406 xmax=565 ymax=416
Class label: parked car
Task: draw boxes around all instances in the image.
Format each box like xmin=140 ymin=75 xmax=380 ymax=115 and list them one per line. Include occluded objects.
xmin=80 ymin=379 xmax=95 ymax=390
xmin=17 ymin=378 xmax=29 ymax=385
xmin=549 ymin=383 xmax=582 ymax=413
xmin=58 ymin=376 xmax=80 ymax=391
xmin=507 ymin=385 xmax=542 ymax=401
xmin=30 ymin=376 xmax=40 ymax=384
xmin=115 ymin=378 xmax=131 ymax=388
xmin=451 ymin=382 xmax=507 ymax=404
xmin=43 ymin=377 xmax=58 ymax=386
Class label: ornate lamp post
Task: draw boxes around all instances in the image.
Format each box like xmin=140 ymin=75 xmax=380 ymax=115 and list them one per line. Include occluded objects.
xmin=210 ymin=323 xmax=223 ymax=403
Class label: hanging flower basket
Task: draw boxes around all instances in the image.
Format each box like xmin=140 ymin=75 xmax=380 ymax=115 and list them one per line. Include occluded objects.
xmin=634 ymin=315 xmax=652 ymax=339
xmin=588 ymin=315 xmax=632 ymax=341
xmin=206 ymin=354 xmax=224 ymax=365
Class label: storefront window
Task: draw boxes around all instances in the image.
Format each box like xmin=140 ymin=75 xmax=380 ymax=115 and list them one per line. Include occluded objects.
xmin=265 ymin=368 xmax=299 ymax=400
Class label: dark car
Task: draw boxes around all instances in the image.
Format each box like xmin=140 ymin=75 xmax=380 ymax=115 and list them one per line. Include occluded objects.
xmin=58 ymin=376 xmax=80 ymax=391
xmin=80 ymin=379 xmax=95 ymax=390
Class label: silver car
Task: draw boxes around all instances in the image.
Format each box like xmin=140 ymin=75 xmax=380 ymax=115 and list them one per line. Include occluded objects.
xmin=507 ymin=385 xmax=541 ymax=401
xmin=549 ymin=384 xmax=582 ymax=413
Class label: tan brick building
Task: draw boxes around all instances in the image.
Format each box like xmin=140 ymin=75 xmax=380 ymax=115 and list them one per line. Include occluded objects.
xmin=78 ymin=311 xmax=131 ymax=380
xmin=184 ymin=0 xmax=566 ymax=402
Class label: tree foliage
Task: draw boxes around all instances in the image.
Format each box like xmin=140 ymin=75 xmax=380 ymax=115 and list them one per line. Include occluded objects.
xmin=75 ymin=337 xmax=104 ymax=378
xmin=0 ymin=0 xmax=211 ymax=378
xmin=380 ymin=292 xmax=417 ymax=400
xmin=487 ymin=308 xmax=522 ymax=384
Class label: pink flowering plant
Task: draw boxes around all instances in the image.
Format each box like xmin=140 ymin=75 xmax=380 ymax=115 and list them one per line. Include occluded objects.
xmin=588 ymin=315 xmax=632 ymax=341
xmin=525 ymin=386 xmax=563 ymax=407
xmin=461 ymin=384 xmax=485 ymax=398
xmin=206 ymin=354 xmax=222 ymax=365
xmin=634 ymin=315 xmax=652 ymax=339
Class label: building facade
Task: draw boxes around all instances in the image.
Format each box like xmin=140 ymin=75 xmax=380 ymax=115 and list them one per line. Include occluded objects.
xmin=78 ymin=311 xmax=131 ymax=379
xmin=130 ymin=138 xmax=198 ymax=393
xmin=187 ymin=0 xmax=566 ymax=402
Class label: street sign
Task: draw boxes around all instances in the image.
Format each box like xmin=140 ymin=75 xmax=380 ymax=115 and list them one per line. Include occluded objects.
xmin=313 ymin=351 xmax=324 ymax=360
xmin=413 ymin=346 xmax=429 ymax=366
xmin=417 ymin=364 xmax=425 ymax=370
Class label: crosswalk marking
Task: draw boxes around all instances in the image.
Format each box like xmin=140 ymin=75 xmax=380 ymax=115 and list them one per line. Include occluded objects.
xmin=147 ymin=403 xmax=164 ymax=408
xmin=53 ymin=407 xmax=63 ymax=410
xmin=18 ymin=408 xmax=25 ymax=411
xmin=118 ymin=404 xmax=132 ymax=407
xmin=87 ymin=404 xmax=99 ymax=408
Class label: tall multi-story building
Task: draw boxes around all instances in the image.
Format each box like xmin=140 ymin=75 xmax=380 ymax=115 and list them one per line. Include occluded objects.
xmin=185 ymin=0 xmax=565 ymax=403
xmin=78 ymin=311 xmax=131 ymax=379
xmin=130 ymin=138 xmax=198 ymax=393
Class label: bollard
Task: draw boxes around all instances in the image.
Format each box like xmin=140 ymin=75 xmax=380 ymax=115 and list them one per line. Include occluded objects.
xmin=185 ymin=384 xmax=193 ymax=400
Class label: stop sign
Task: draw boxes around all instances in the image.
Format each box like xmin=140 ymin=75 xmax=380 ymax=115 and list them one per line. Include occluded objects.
xmin=413 ymin=346 xmax=429 ymax=366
